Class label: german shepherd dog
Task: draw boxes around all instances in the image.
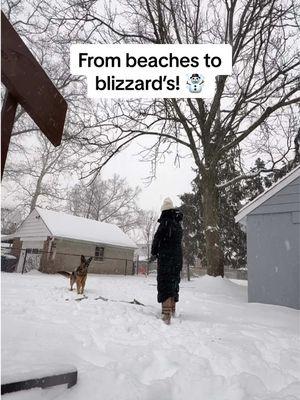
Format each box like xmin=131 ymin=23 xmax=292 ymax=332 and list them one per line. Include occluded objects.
xmin=58 ymin=255 xmax=93 ymax=294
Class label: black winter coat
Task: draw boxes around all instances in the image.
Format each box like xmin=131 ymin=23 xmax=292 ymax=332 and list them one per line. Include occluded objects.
xmin=151 ymin=209 xmax=183 ymax=303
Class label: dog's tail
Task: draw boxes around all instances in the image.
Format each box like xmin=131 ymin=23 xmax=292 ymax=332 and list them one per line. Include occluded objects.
xmin=57 ymin=271 xmax=72 ymax=278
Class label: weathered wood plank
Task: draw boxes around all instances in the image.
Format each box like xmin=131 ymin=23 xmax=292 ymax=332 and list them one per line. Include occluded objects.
xmin=1 ymin=370 xmax=77 ymax=394
xmin=1 ymin=91 xmax=17 ymax=178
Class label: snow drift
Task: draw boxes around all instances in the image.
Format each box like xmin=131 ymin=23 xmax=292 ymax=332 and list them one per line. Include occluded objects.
xmin=1 ymin=272 xmax=299 ymax=400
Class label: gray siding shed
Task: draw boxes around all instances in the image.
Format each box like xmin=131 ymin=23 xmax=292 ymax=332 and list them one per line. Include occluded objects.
xmin=236 ymin=167 xmax=300 ymax=309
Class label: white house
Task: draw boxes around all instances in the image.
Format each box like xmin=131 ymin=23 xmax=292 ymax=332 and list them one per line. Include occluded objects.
xmin=7 ymin=207 xmax=137 ymax=274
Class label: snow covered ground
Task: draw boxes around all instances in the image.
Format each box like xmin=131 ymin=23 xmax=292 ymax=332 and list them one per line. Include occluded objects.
xmin=1 ymin=272 xmax=300 ymax=400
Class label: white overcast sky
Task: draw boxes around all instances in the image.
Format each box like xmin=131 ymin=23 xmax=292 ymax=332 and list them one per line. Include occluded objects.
xmin=100 ymin=140 xmax=196 ymax=212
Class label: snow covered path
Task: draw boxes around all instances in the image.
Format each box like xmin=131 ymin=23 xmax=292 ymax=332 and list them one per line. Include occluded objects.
xmin=2 ymin=272 xmax=300 ymax=400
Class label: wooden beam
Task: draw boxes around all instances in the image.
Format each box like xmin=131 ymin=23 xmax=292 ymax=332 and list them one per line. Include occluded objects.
xmin=1 ymin=11 xmax=67 ymax=147
xmin=1 ymin=91 xmax=17 ymax=179
xmin=1 ymin=370 xmax=78 ymax=394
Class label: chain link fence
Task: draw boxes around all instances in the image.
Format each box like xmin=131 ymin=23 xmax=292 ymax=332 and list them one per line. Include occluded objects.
xmin=2 ymin=247 xmax=247 ymax=280
xmin=1 ymin=247 xmax=135 ymax=275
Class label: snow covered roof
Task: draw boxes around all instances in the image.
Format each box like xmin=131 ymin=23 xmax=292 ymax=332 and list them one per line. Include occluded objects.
xmin=31 ymin=208 xmax=137 ymax=249
xmin=235 ymin=166 xmax=300 ymax=224
xmin=1 ymin=234 xmax=14 ymax=242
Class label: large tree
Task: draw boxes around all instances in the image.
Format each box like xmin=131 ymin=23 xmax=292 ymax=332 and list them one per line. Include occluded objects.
xmin=48 ymin=0 xmax=299 ymax=276
xmin=5 ymin=0 xmax=299 ymax=276
xmin=180 ymin=155 xmax=247 ymax=270
xmin=179 ymin=154 xmax=299 ymax=270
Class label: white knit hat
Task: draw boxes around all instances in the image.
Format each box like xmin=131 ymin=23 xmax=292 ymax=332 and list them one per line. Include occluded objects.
xmin=161 ymin=197 xmax=174 ymax=211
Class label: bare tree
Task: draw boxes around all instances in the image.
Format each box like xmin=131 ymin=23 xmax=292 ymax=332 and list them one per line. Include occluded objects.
xmin=138 ymin=210 xmax=158 ymax=258
xmin=1 ymin=207 xmax=23 ymax=234
xmin=67 ymin=174 xmax=142 ymax=233
xmin=3 ymin=134 xmax=77 ymax=213
xmin=2 ymin=0 xmax=112 ymax=219
xmin=45 ymin=0 xmax=300 ymax=276
xmin=2 ymin=0 xmax=107 ymax=158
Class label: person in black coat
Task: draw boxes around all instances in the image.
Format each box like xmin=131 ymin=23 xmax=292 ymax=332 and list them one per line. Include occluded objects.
xmin=150 ymin=197 xmax=183 ymax=324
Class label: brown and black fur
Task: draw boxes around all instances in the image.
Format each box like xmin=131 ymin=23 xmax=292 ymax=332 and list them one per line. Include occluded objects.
xmin=58 ymin=255 xmax=93 ymax=294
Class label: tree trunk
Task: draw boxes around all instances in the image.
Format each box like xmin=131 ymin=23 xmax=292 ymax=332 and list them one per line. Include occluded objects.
xmin=202 ymin=169 xmax=224 ymax=277
xmin=30 ymin=173 xmax=44 ymax=212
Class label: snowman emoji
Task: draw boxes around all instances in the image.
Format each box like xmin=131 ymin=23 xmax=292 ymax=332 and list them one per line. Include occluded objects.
xmin=187 ymin=73 xmax=204 ymax=93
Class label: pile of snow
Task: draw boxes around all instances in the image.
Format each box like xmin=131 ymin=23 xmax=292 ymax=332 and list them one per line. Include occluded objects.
xmin=2 ymin=272 xmax=300 ymax=400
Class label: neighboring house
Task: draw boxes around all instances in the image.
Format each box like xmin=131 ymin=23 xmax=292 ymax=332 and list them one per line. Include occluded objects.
xmin=235 ymin=166 xmax=300 ymax=309
xmin=6 ymin=207 xmax=137 ymax=275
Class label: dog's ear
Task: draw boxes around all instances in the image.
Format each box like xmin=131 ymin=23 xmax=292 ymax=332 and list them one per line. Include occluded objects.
xmin=81 ymin=255 xmax=85 ymax=263
xmin=87 ymin=257 xmax=93 ymax=264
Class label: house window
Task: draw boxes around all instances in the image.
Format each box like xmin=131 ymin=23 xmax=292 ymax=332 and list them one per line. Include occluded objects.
xmin=27 ymin=248 xmax=40 ymax=254
xmin=95 ymin=246 xmax=104 ymax=261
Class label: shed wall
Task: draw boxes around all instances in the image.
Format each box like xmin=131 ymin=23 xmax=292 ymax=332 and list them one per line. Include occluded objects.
xmin=16 ymin=209 xmax=50 ymax=239
xmin=251 ymin=177 xmax=300 ymax=215
xmin=247 ymin=212 xmax=300 ymax=309
xmin=50 ymin=239 xmax=134 ymax=275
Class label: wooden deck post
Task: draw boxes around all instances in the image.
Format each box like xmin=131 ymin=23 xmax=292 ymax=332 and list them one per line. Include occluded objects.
xmin=1 ymin=91 xmax=17 ymax=179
